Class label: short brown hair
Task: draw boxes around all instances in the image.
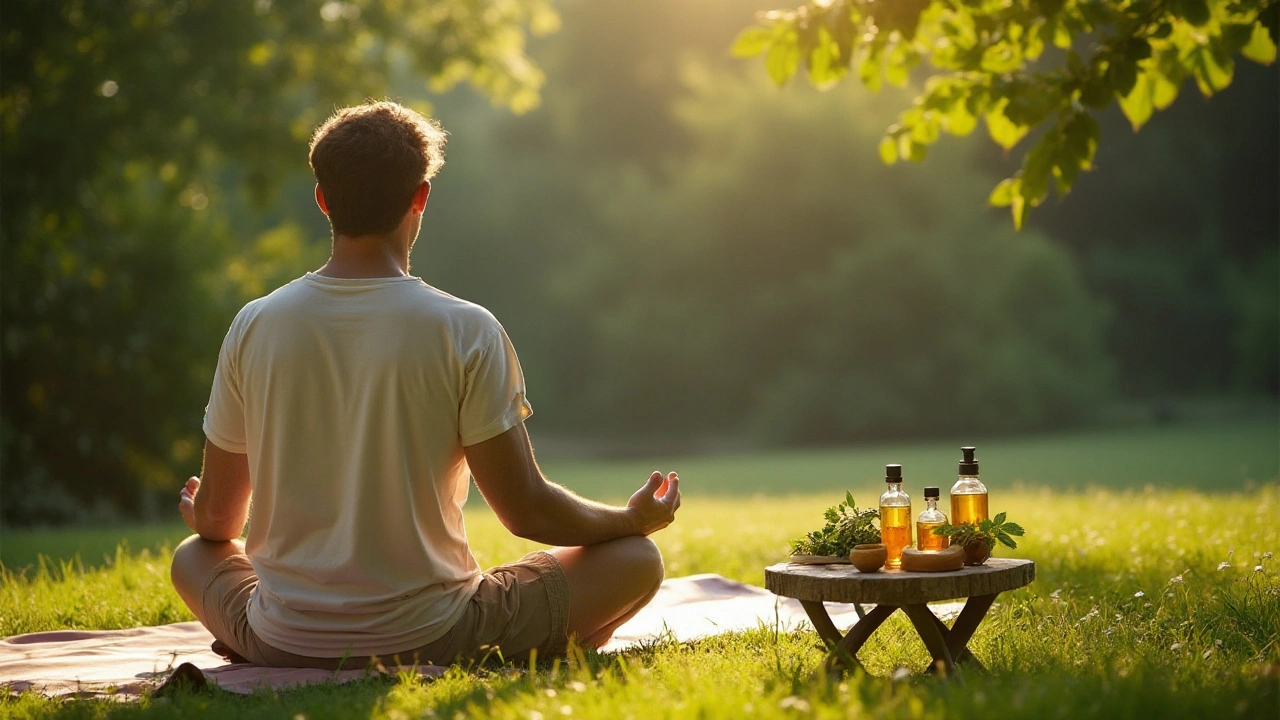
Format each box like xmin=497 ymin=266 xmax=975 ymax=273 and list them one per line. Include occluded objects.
xmin=308 ymin=101 xmax=447 ymax=237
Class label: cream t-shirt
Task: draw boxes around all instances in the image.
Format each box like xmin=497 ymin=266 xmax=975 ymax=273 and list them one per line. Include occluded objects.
xmin=202 ymin=272 xmax=533 ymax=657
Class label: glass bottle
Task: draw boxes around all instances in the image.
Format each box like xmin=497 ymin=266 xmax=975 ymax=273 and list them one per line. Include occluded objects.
xmin=949 ymin=446 xmax=989 ymax=526
xmin=879 ymin=464 xmax=912 ymax=569
xmin=916 ymin=486 xmax=949 ymax=551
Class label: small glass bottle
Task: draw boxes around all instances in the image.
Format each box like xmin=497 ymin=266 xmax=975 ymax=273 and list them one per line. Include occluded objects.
xmin=879 ymin=464 xmax=912 ymax=569
xmin=917 ymin=487 xmax=949 ymax=551
xmin=949 ymin=446 xmax=989 ymax=526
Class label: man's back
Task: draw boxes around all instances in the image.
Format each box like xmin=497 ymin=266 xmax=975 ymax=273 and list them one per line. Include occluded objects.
xmin=203 ymin=272 xmax=532 ymax=657
xmin=171 ymin=101 xmax=677 ymax=669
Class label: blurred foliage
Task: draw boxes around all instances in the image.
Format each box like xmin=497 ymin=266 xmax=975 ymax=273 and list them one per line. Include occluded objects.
xmin=538 ymin=73 xmax=1113 ymax=441
xmin=0 ymin=0 xmax=557 ymax=524
xmin=734 ymin=0 xmax=1278 ymax=226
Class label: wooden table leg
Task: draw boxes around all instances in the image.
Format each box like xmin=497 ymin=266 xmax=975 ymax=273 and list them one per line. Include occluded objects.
xmin=800 ymin=600 xmax=897 ymax=674
xmin=799 ymin=600 xmax=844 ymax=647
xmin=923 ymin=611 xmax=981 ymax=668
xmin=945 ymin=593 xmax=996 ymax=663
xmin=901 ymin=604 xmax=955 ymax=674
xmin=829 ymin=605 xmax=896 ymax=673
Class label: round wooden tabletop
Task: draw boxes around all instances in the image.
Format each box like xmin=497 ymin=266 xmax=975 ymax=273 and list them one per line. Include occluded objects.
xmin=765 ymin=557 xmax=1035 ymax=606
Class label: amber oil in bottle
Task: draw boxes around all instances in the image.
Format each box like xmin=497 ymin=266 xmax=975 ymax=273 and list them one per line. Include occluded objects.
xmin=949 ymin=446 xmax=989 ymax=526
xmin=917 ymin=486 xmax=949 ymax=551
xmin=879 ymin=464 xmax=912 ymax=569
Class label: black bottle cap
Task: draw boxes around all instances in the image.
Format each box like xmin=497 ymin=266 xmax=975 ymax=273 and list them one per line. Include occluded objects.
xmin=924 ymin=486 xmax=940 ymax=498
xmin=885 ymin=464 xmax=902 ymax=482
xmin=959 ymin=446 xmax=979 ymax=475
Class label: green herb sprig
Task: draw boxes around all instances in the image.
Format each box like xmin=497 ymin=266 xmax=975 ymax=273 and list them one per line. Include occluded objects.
xmin=935 ymin=512 xmax=1026 ymax=550
xmin=790 ymin=492 xmax=881 ymax=557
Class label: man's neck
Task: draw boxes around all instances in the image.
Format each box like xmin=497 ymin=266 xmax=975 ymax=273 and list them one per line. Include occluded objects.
xmin=317 ymin=234 xmax=410 ymax=279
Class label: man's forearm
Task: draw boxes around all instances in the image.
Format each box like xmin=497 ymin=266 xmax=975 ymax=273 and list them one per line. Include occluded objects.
xmin=510 ymin=482 xmax=641 ymax=546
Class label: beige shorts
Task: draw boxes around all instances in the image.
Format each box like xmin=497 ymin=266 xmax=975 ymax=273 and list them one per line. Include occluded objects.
xmin=199 ymin=551 xmax=571 ymax=669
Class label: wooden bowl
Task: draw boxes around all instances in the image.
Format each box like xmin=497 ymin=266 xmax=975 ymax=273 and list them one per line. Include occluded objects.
xmin=848 ymin=543 xmax=888 ymax=573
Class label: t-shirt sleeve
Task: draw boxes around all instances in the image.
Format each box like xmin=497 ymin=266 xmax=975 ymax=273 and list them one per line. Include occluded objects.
xmin=458 ymin=326 xmax=534 ymax=447
xmin=203 ymin=323 xmax=248 ymax=454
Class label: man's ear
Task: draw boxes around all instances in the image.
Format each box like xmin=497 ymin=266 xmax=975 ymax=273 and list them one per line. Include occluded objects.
xmin=314 ymin=184 xmax=330 ymax=216
xmin=410 ymin=181 xmax=431 ymax=214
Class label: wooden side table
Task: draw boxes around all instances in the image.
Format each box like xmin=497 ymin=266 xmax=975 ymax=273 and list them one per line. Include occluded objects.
xmin=765 ymin=558 xmax=1035 ymax=675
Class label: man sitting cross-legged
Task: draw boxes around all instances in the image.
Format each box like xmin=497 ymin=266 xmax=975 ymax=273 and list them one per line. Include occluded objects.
xmin=169 ymin=101 xmax=681 ymax=669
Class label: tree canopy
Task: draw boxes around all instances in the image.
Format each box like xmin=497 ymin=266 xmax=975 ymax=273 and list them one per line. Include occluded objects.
xmin=733 ymin=0 xmax=1278 ymax=227
xmin=0 ymin=0 xmax=557 ymax=523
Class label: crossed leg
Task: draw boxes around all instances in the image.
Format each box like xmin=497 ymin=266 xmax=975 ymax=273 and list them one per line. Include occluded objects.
xmin=549 ymin=535 xmax=665 ymax=649
xmin=172 ymin=533 xmax=665 ymax=655
xmin=170 ymin=534 xmax=245 ymax=627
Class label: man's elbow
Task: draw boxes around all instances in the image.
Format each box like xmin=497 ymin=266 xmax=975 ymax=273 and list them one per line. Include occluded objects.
xmin=498 ymin=509 xmax=550 ymax=543
xmin=494 ymin=490 xmax=556 ymax=543
xmin=195 ymin=513 xmax=244 ymax=542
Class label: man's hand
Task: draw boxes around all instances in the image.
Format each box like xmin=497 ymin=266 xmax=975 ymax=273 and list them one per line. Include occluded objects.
xmin=178 ymin=476 xmax=200 ymax=533
xmin=627 ymin=471 xmax=681 ymax=536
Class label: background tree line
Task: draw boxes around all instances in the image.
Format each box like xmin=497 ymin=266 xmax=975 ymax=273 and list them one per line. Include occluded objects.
xmin=2 ymin=0 xmax=1276 ymax=525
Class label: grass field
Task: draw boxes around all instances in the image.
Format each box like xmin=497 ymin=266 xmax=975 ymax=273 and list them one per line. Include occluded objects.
xmin=2 ymin=419 xmax=1278 ymax=718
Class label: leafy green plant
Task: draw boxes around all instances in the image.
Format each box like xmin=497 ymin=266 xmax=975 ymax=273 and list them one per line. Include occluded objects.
xmin=935 ymin=512 xmax=1026 ymax=550
xmin=734 ymin=0 xmax=1278 ymax=227
xmin=790 ymin=492 xmax=880 ymax=557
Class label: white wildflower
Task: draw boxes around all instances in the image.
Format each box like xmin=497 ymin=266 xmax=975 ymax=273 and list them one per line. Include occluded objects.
xmin=1202 ymin=649 xmax=1213 ymax=660
xmin=1217 ymin=562 xmax=1230 ymax=571
xmin=891 ymin=667 xmax=912 ymax=682
xmin=1134 ymin=590 xmax=1144 ymax=598
xmin=1169 ymin=575 xmax=1184 ymax=584
xmin=1255 ymin=565 xmax=1264 ymax=573
xmin=779 ymin=696 xmax=811 ymax=712
xmin=1263 ymin=552 xmax=1273 ymax=560
xmin=1215 ymin=639 xmax=1223 ymax=648
xmin=1170 ymin=643 xmax=1183 ymax=651
xmin=568 ymin=681 xmax=587 ymax=693
xmin=559 ymin=705 xmax=573 ymax=716
xmin=530 ymin=713 xmax=544 ymax=720
xmin=1050 ymin=588 xmax=1063 ymax=599
xmin=545 ymin=689 xmax=557 ymax=698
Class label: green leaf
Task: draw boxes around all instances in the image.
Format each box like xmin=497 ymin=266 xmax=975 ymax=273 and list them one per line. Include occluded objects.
xmin=878 ymin=135 xmax=898 ymax=164
xmin=944 ymin=99 xmax=979 ymax=136
xmin=1011 ymin=192 xmax=1028 ymax=230
xmin=1002 ymin=522 xmax=1026 ymax=535
xmin=765 ymin=30 xmax=802 ymax=86
xmin=984 ymin=103 xmax=1029 ymax=150
xmin=1106 ymin=56 xmax=1140 ymax=98
xmin=857 ymin=43 xmax=884 ymax=93
xmin=731 ymin=26 xmax=775 ymax=58
xmin=1118 ymin=71 xmax=1154 ymax=131
xmin=1241 ymin=22 xmax=1278 ymax=64
xmin=993 ymin=511 xmax=1007 ymax=525
xmin=1020 ymin=136 xmax=1056 ymax=205
xmin=885 ymin=55 xmax=910 ymax=87
xmin=1053 ymin=22 xmax=1072 ymax=49
xmin=988 ymin=177 xmax=1019 ymax=207
xmin=846 ymin=490 xmax=855 ymax=507
xmin=996 ymin=532 xmax=1018 ymax=549
xmin=807 ymin=26 xmax=846 ymax=89
xmin=1190 ymin=42 xmax=1234 ymax=96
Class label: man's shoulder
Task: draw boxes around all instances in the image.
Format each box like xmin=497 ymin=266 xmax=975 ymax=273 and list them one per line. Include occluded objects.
xmin=409 ymin=281 xmax=500 ymax=328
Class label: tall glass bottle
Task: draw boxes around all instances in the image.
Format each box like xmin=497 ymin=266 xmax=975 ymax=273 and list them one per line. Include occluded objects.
xmin=949 ymin=446 xmax=989 ymax=526
xmin=879 ymin=464 xmax=912 ymax=569
xmin=917 ymin=487 xmax=949 ymax=551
